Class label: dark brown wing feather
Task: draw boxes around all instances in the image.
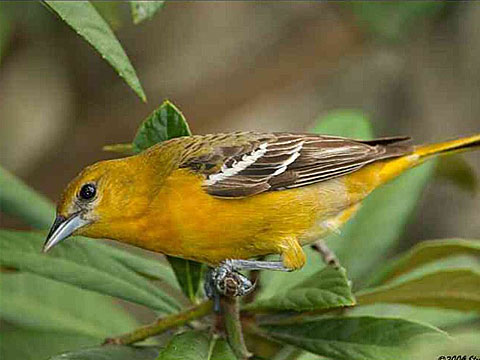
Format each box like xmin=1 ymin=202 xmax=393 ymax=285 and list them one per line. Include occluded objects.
xmin=181 ymin=132 xmax=412 ymax=198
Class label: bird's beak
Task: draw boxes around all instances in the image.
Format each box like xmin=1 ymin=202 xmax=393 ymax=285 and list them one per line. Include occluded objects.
xmin=43 ymin=213 xmax=89 ymax=253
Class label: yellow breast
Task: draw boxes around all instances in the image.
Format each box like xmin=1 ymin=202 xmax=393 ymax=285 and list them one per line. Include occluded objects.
xmin=138 ymin=169 xmax=352 ymax=265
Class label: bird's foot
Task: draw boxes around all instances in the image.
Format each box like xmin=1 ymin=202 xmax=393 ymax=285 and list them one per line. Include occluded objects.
xmin=205 ymin=262 xmax=256 ymax=312
xmin=205 ymin=262 xmax=255 ymax=298
xmin=214 ymin=263 xmax=255 ymax=297
xmin=205 ymin=259 xmax=293 ymax=310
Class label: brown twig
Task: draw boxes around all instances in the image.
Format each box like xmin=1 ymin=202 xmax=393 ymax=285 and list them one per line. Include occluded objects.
xmin=103 ymin=300 xmax=213 ymax=345
xmin=311 ymin=240 xmax=340 ymax=267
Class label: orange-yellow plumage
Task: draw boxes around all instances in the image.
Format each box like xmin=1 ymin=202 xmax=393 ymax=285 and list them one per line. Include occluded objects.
xmin=49 ymin=132 xmax=479 ymax=270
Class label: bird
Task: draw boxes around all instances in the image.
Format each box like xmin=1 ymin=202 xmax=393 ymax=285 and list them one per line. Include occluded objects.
xmin=43 ymin=132 xmax=479 ymax=296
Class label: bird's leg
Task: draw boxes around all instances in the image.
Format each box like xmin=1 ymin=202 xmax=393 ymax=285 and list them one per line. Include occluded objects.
xmin=311 ymin=240 xmax=339 ymax=268
xmin=225 ymin=259 xmax=292 ymax=272
xmin=204 ymin=268 xmax=222 ymax=312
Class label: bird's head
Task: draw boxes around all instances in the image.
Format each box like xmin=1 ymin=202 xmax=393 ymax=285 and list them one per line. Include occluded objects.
xmin=43 ymin=157 xmax=153 ymax=252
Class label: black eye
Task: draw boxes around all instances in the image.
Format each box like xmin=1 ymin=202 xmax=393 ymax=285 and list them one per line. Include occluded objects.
xmin=79 ymin=183 xmax=96 ymax=201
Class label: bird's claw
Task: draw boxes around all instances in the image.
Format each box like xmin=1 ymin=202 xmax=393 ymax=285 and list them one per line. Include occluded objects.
xmin=214 ymin=267 xmax=255 ymax=297
xmin=205 ymin=261 xmax=256 ymax=299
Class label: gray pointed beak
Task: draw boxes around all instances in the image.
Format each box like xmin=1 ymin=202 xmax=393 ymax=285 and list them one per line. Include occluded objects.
xmin=43 ymin=213 xmax=89 ymax=253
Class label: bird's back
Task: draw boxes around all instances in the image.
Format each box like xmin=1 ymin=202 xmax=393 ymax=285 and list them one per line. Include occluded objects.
xmin=149 ymin=132 xmax=413 ymax=198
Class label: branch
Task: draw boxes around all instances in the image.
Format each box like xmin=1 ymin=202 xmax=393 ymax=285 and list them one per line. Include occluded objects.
xmin=222 ymin=296 xmax=252 ymax=360
xmin=311 ymin=239 xmax=339 ymax=267
xmin=104 ymin=300 xmax=213 ymax=345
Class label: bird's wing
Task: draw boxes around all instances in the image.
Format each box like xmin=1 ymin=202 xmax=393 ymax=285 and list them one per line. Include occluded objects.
xmin=180 ymin=133 xmax=412 ymax=198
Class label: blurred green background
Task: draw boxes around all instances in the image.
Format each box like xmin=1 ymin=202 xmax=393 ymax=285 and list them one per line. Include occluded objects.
xmin=1 ymin=2 xmax=478 ymax=244
xmin=0 ymin=2 xmax=479 ymax=358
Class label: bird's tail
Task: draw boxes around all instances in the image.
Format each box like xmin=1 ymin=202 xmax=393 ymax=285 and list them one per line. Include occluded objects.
xmin=377 ymin=134 xmax=480 ymax=185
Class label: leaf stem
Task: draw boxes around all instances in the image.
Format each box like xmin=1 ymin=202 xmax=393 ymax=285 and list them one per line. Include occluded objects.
xmin=104 ymin=300 xmax=213 ymax=345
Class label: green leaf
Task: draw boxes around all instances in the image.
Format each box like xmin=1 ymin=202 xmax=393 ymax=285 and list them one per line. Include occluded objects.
xmin=91 ymin=1 xmax=123 ymax=30
xmin=356 ymin=268 xmax=480 ymax=312
xmin=367 ymin=239 xmax=480 ymax=287
xmin=133 ymin=100 xmax=192 ymax=152
xmin=44 ymin=1 xmax=146 ymax=101
xmin=0 ymin=166 xmax=55 ymax=229
xmin=435 ymin=155 xmax=478 ymax=193
xmin=0 ymin=272 xmax=138 ymax=360
xmin=157 ymin=332 xmax=210 ymax=360
xmin=0 ymin=326 xmax=99 ymax=360
xmin=104 ymin=100 xmax=191 ymax=155
xmin=384 ymin=254 xmax=480 ymax=282
xmin=166 ymin=256 xmax=203 ymax=302
xmin=156 ymin=331 xmax=236 ymax=360
xmin=272 ymin=347 xmax=327 ymax=360
xmin=310 ymin=110 xmax=374 ymax=139
xmin=48 ymin=345 xmax=162 ymax=360
xmin=209 ymin=338 xmax=237 ymax=360
xmin=0 ymin=272 xmax=136 ymax=337
xmin=246 ymin=266 xmax=355 ymax=313
xmin=407 ymin=329 xmax=480 ymax=360
xmin=130 ymin=1 xmax=164 ymax=25
xmin=296 ymin=352 xmax=328 ymax=360
xmin=350 ymin=304 xmax=478 ymax=329
xmin=260 ymin=316 xmax=447 ymax=360
xmin=108 ymin=246 xmax=178 ymax=288
xmin=0 ymin=230 xmax=180 ymax=313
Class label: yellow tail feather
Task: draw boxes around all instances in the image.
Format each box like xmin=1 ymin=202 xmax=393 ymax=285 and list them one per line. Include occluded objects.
xmin=378 ymin=134 xmax=480 ymax=185
xmin=414 ymin=134 xmax=480 ymax=159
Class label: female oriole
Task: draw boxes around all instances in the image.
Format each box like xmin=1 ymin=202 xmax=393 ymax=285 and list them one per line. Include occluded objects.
xmin=43 ymin=132 xmax=479 ymax=296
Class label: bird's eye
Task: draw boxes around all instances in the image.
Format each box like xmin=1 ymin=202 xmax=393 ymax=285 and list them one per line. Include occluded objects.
xmin=79 ymin=183 xmax=96 ymax=201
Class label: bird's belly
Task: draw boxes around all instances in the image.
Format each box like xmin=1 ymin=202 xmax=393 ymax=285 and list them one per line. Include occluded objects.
xmin=298 ymin=203 xmax=362 ymax=246
xmin=147 ymin=171 xmax=352 ymax=265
